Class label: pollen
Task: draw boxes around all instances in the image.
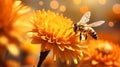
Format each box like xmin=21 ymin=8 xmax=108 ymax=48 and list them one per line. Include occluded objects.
xmin=31 ymin=10 xmax=86 ymax=64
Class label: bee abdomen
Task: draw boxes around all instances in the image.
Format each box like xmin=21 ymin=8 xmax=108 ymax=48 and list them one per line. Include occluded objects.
xmin=91 ymin=32 xmax=97 ymax=40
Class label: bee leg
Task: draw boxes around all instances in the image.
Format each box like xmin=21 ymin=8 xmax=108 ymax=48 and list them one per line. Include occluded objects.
xmin=85 ymin=34 xmax=87 ymax=40
xmin=80 ymin=32 xmax=82 ymax=40
xmin=83 ymin=30 xmax=87 ymax=40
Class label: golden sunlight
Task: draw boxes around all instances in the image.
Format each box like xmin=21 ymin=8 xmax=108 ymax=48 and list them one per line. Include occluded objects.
xmin=59 ymin=5 xmax=66 ymax=12
xmin=80 ymin=6 xmax=89 ymax=14
xmin=30 ymin=10 xmax=86 ymax=64
xmin=73 ymin=0 xmax=81 ymax=5
xmin=112 ymin=4 xmax=120 ymax=14
xmin=78 ymin=40 xmax=120 ymax=67
xmin=98 ymin=0 xmax=107 ymax=5
xmin=108 ymin=21 xmax=114 ymax=27
xmin=39 ymin=1 xmax=44 ymax=6
xmin=50 ymin=0 xmax=59 ymax=9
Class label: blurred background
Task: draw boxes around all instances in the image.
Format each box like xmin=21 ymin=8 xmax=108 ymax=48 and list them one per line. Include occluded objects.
xmin=23 ymin=0 xmax=120 ymax=67
xmin=21 ymin=0 xmax=120 ymax=67
xmin=22 ymin=0 xmax=120 ymax=44
xmin=1 ymin=0 xmax=120 ymax=67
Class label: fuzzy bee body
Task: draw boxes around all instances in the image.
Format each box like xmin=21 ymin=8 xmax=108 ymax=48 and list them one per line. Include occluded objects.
xmin=88 ymin=27 xmax=97 ymax=40
xmin=72 ymin=11 xmax=105 ymax=40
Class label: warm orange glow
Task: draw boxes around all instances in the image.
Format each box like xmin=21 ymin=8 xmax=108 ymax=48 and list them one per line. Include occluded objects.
xmin=0 ymin=0 xmax=33 ymax=46
xmin=39 ymin=1 xmax=44 ymax=6
xmin=21 ymin=42 xmax=41 ymax=55
xmin=7 ymin=44 xmax=20 ymax=57
xmin=73 ymin=0 xmax=81 ymax=5
xmin=50 ymin=0 xmax=59 ymax=9
xmin=0 ymin=36 xmax=8 ymax=45
xmin=112 ymin=4 xmax=120 ymax=14
xmin=6 ymin=59 xmax=20 ymax=67
xmin=80 ymin=6 xmax=89 ymax=14
xmin=98 ymin=0 xmax=106 ymax=5
xmin=59 ymin=5 xmax=66 ymax=12
xmin=42 ymin=58 xmax=57 ymax=67
xmin=78 ymin=40 xmax=120 ymax=67
xmin=24 ymin=55 xmax=37 ymax=65
xmin=31 ymin=10 xmax=86 ymax=64
xmin=108 ymin=21 xmax=114 ymax=27
xmin=0 ymin=0 xmax=33 ymax=66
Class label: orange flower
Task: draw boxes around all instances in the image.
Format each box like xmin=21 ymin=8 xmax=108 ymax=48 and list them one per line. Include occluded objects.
xmin=0 ymin=0 xmax=33 ymax=44
xmin=78 ymin=40 xmax=120 ymax=67
xmin=31 ymin=10 xmax=86 ymax=64
xmin=0 ymin=0 xmax=33 ymax=56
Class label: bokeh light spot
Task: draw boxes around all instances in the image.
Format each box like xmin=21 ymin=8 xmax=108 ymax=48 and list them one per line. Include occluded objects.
xmin=98 ymin=0 xmax=106 ymax=5
xmin=112 ymin=4 xmax=120 ymax=14
xmin=73 ymin=0 xmax=81 ymax=5
xmin=39 ymin=1 xmax=44 ymax=6
xmin=7 ymin=44 xmax=20 ymax=57
xmin=0 ymin=36 xmax=8 ymax=45
xmin=59 ymin=5 xmax=66 ymax=12
xmin=80 ymin=6 xmax=89 ymax=14
xmin=108 ymin=21 xmax=114 ymax=27
xmin=50 ymin=0 xmax=59 ymax=9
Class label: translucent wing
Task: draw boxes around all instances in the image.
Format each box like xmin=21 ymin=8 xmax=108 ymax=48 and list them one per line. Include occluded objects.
xmin=77 ymin=11 xmax=91 ymax=25
xmin=88 ymin=21 xmax=105 ymax=27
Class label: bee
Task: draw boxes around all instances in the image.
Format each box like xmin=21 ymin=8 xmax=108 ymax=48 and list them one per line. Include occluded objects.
xmin=72 ymin=11 xmax=105 ymax=40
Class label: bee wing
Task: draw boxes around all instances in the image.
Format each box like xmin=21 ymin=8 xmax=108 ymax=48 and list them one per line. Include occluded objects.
xmin=77 ymin=11 xmax=91 ymax=25
xmin=88 ymin=21 xmax=105 ymax=27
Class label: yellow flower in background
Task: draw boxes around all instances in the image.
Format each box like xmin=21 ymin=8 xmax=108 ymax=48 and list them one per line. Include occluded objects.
xmin=30 ymin=10 xmax=86 ymax=64
xmin=77 ymin=40 xmax=120 ymax=67
xmin=0 ymin=0 xmax=33 ymax=56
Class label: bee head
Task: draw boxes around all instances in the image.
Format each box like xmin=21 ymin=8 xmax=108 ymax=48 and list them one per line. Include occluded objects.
xmin=73 ymin=23 xmax=77 ymax=27
xmin=72 ymin=23 xmax=78 ymax=32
